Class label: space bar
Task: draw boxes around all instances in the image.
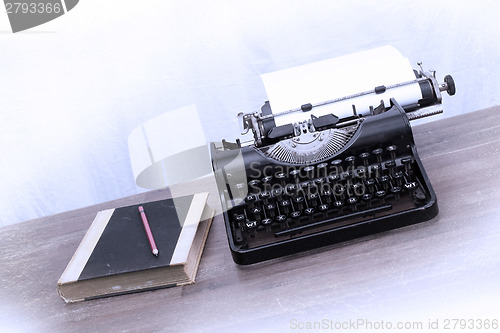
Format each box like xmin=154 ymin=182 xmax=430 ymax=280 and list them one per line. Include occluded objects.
xmin=274 ymin=204 xmax=393 ymax=237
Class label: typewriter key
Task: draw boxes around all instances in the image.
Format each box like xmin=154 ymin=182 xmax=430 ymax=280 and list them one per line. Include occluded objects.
xmin=386 ymin=145 xmax=397 ymax=160
xmin=365 ymin=178 xmax=376 ymax=194
xmin=378 ymin=175 xmax=390 ymax=191
xmin=234 ymin=214 xmax=246 ymax=229
xmin=362 ymin=193 xmax=373 ymax=207
xmin=293 ymin=196 xmax=305 ymax=211
xmin=341 ymin=171 xmax=352 ymax=182
xmin=275 ymin=172 xmax=286 ymax=179
xmin=330 ymin=159 xmax=342 ymax=166
xmin=372 ymin=148 xmax=383 ymax=164
xmin=370 ymin=164 xmax=382 ymax=178
xmin=260 ymin=191 xmax=271 ymax=204
xmin=251 ymin=207 xmax=262 ymax=221
xmin=262 ymin=176 xmax=273 ymax=190
xmin=390 ymin=186 xmax=402 ymax=201
xmin=333 ymin=200 xmax=344 ymax=208
xmin=327 ymin=174 xmax=340 ymax=183
xmin=393 ymin=171 xmax=404 ymax=187
xmin=321 ymin=190 xmax=333 ymax=204
xmin=304 ymin=207 xmax=315 ymax=216
xmin=290 ymin=169 xmax=301 ymax=182
xmin=401 ymin=157 xmax=414 ymax=179
xmin=275 ymin=172 xmax=287 ymax=186
xmin=302 ymin=179 xmax=315 ymax=187
xmin=319 ymin=204 xmax=329 ymax=212
xmin=275 ymin=215 xmax=288 ymax=229
xmin=404 ymin=182 xmax=417 ymax=190
xmin=265 ymin=203 xmax=277 ymax=218
xmin=290 ymin=211 xmax=302 ymax=225
xmin=345 ymin=155 xmax=356 ymax=170
xmin=245 ymin=220 xmax=258 ymax=230
xmin=279 ymin=200 xmax=291 ymax=215
xmin=314 ymin=177 xmax=325 ymax=185
xmin=303 ymin=165 xmax=315 ymax=179
xmin=385 ymin=160 xmax=396 ymax=176
xmin=285 ymin=184 xmax=298 ymax=196
xmin=347 ymin=197 xmax=358 ymax=211
xmin=234 ymin=214 xmax=245 ymax=223
xmin=375 ymin=190 xmax=387 ymax=203
xmin=245 ymin=220 xmax=258 ymax=238
xmin=355 ymin=167 xmax=367 ymax=179
xmin=273 ymin=188 xmax=283 ymax=200
xmin=330 ymin=159 xmax=343 ymax=173
xmin=245 ymin=194 xmax=257 ymax=209
xmin=248 ymin=179 xmax=260 ymax=193
xmin=359 ymin=152 xmax=370 ymax=167
xmin=307 ymin=193 xmax=319 ymax=208
xmin=333 ymin=187 xmax=345 ymax=202
xmin=351 ymin=182 xmax=364 ymax=197
xmin=317 ymin=163 xmax=328 ymax=176
xmin=262 ymin=175 xmax=273 ymax=183
xmin=261 ymin=218 xmax=273 ymax=232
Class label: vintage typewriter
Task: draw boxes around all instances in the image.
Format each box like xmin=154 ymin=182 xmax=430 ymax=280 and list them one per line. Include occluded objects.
xmin=211 ymin=59 xmax=455 ymax=265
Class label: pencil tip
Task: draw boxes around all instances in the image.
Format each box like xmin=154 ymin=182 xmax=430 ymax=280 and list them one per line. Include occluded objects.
xmin=153 ymin=249 xmax=159 ymax=256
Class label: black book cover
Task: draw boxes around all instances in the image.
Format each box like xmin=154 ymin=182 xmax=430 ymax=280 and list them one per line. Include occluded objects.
xmin=79 ymin=194 xmax=193 ymax=280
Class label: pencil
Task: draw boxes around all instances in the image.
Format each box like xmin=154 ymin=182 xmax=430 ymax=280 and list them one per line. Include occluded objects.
xmin=138 ymin=206 xmax=159 ymax=256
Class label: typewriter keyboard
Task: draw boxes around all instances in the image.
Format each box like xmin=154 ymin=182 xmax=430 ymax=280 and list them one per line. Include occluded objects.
xmin=227 ymin=144 xmax=430 ymax=248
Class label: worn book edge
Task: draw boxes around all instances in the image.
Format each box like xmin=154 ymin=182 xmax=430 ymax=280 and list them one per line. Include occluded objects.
xmin=170 ymin=192 xmax=209 ymax=265
xmin=58 ymin=209 xmax=115 ymax=285
xmin=183 ymin=204 xmax=215 ymax=283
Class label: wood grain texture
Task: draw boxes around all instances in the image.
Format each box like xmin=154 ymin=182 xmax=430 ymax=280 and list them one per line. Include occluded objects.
xmin=1 ymin=107 xmax=499 ymax=333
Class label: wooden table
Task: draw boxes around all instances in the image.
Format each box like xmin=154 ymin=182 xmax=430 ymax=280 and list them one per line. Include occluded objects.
xmin=1 ymin=107 xmax=499 ymax=333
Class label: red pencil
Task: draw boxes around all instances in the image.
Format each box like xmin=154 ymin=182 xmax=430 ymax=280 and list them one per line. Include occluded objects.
xmin=138 ymin=206 xmax=159 ymax=256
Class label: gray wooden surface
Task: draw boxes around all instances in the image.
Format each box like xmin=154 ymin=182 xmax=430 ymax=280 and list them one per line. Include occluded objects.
xmin=1 ymin=107 xmax=499 ymax=333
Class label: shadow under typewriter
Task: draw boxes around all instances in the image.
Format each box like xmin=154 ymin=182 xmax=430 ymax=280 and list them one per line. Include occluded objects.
xmin=211 ymin=100 xmax=442 ymax=265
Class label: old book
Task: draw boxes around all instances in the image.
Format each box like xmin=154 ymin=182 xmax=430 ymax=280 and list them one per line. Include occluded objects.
xmin=57 ymin=192 xmax=214 ymax=303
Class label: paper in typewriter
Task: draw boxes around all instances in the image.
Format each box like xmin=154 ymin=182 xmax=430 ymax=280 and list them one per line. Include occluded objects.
xmin=261 ymin=46 xmax=422 ymax=126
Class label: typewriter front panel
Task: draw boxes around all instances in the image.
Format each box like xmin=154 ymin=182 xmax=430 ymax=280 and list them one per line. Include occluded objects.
xmin=212 ymin=103 xmax=437 ymax=265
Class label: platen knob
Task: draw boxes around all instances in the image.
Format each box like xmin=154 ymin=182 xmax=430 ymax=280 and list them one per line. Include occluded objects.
xmin=444 ymin=75 xmax=456 ymax=96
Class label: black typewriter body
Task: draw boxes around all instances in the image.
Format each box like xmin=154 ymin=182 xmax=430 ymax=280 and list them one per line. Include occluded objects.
xmin=211 ymin=66 xmax=455 ymax=264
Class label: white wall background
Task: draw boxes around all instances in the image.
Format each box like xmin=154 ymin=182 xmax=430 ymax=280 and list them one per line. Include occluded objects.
xmin=0 ymin=0 xmax=499 ymax=226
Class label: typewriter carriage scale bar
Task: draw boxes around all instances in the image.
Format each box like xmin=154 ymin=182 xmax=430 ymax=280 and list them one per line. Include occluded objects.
xmin=211 ymin=60 xmax=456 ymax=265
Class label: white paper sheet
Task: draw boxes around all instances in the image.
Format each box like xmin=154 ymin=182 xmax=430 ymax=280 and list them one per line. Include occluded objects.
xmin=261 ymin=46 xmax=423 ymax=126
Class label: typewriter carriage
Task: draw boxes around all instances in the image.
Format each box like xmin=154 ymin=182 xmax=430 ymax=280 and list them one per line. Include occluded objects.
xmin=238 ymin=63 xmax=455 ymax=148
